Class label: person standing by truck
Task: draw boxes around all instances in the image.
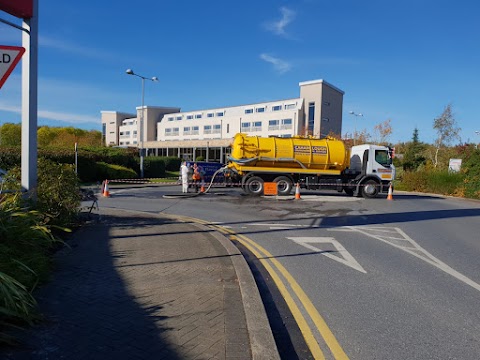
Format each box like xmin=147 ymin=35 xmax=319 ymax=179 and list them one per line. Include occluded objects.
xmin=192 ymin=163 xmax=205 ymax=192
xmin=180 ymin=161 xmax=189 ymax=193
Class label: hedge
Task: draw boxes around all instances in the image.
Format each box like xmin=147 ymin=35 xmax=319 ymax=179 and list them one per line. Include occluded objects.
xmin=0 ymin=147 xmax=182 ymax=182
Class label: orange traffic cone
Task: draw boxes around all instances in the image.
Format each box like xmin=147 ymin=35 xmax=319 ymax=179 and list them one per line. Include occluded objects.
xmin=387 ymin=183 xmax=393 ymax=200
xmin=103 ymin=179 xmax=110 ymax=197
xmin=295 ymin=182 xmax=301 ymax=200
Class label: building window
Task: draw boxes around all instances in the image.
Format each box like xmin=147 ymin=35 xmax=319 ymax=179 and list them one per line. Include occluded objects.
xmin=256 ymin=107 xmax=265 ymax=113
xmin=168 ymin=117 xmax=174 ymax=121
xmin=308 ymin=102 xmax=315 ymax=133
xmin=285 ymin=103 xmax=296 ymax=110
xmin=184 ymin=126 xmax=191 ymax=135
xmin=245 ymin=108 xmax=253 ymax=114
xmin=272 ymin=105 xmax=282 ymax=111
xmin=165 ymin=128 xmax=172 ymax=136
xmin=216 ymin=111 xmax=224 ymax=117
xmin=204 ymin=125 xmax=212 ymax=134
xmin=195 ymin=114 xmax=202 ymax=119
xmin=279 ymin=134 xmax=292 ymax=138
xmin=252 ymin=121 xmax=262 ymax=132
xmin=268 ymin=120 xmax=279 ymax=131
xmin=227 ymin=124 xmax=230 ymax=133
xmin=192 ymin=126 xmax=199 ymax=135
xmin=176 ymin=116 xmax=182 ymax=120
xmin=281 ymin=118 xmax=292 ymax=129
xmin=207 ymin=113 xmax=214 ymax=118
xmin=186 ymin=115 xmax=193 ymax=120
xmin=213 ymin=124 xmax=221 ymax=134
xmin=241 ymin=122 xmax=251 ymax=131
xmin=102 ymin=123 xmax=106 ymax=136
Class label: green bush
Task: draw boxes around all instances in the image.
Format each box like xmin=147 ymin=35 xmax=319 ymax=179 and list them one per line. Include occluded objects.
xmin=0 ymin=146 xmax=140 ymax=181
xmin=162 ymin=156 xmax=182 ymax=171
xmin=461 ymin=149 xmax=480 ymax=199
xmin=96 ymin=162 xmax=137 ymax=180
xmin=143 ymin=157 xmax=166 ymax=178
xmin=398 ymin=168 xmax=465 ymax=196
xmin=0 ymin=146 xmax=21 ymax=170
xmin=4 ymin=158 xmax=81 ymax=227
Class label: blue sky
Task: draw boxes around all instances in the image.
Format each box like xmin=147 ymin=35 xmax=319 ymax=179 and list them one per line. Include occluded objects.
xmin=1 ymin=0 xmax=479 ymax=144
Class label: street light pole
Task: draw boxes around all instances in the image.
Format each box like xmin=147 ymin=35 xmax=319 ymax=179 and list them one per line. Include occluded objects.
xmin=126 ymin=69 xmax=158 ymax=178
xmin=349 ymin=111 xmax=364 ymax=145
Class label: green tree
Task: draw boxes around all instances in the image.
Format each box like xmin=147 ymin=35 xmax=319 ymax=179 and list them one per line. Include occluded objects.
xmin=0 ymin=123 xmax=21 ymax=147
xmin=402 ymin=128 xmax=426 ymax=171
xmin=37 ymin=126 xmax=59 ymax=148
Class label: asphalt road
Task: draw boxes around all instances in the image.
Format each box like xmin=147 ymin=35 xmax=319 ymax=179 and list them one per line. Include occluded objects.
xmin=95 ymin=184 xmax=480 ymax=360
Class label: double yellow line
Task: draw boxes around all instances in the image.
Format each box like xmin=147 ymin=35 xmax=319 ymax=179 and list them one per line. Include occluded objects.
xmin=178 ymin=215 xmax=349 ymax=360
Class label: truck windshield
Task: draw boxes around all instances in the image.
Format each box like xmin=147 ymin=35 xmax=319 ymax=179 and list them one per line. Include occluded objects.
xmin=375 ymin=150 xmax=391 ymax=166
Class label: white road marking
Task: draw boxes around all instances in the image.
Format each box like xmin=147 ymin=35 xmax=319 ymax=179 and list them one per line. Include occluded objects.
xmin=288 ymin=237 xmax=367 ymax=273
xmin=248 ymin=223 xmax=310 ymax=228
xmin=332 ymin=226 xmax=480 ymax=293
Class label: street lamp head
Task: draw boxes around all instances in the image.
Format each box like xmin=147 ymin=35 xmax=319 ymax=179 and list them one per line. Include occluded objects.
xmin=152 ymin=76 xmax=159 ymax=82
xmin=349 ymin=111 xmax=354 ymax=114
xmin=358 ymin=113 xmax=363 ymax=117
xmin=126 ymin=69 xmax=134 ymax=75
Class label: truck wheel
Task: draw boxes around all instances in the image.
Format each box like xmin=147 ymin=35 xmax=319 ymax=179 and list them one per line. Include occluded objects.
xmin=245 ymin=176 xmax=264 ymax=196
xmin=274 ymin=176 xmax=293 ymax=196
xmin=362 ymin=180 xmax=379 ymax=198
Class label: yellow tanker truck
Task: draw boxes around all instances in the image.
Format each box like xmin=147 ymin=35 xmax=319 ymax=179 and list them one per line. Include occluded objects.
xmin=225 ymin=133 xmax=395 ymax=198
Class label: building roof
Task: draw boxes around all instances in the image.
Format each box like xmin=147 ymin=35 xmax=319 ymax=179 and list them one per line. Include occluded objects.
xmin=298 ymin=79 xmax=345 ymax=95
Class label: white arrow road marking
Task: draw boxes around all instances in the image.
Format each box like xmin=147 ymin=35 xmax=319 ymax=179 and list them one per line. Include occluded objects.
xmin=331 ymin=226 xmax=480 ymax=293
xmin=288 ymin=237 xmax=367 ymax=273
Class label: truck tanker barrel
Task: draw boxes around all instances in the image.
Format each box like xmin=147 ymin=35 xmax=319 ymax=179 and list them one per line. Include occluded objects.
xmin=228 ymin=133 xmax=349 ymax=172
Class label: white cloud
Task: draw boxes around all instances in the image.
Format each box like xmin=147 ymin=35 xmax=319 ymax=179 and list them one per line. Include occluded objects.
xmin=0 ymin=102 xmax=98 ymax=124
xmin=260 ymin=54 xmax=292 ymax=74
xmin=264 ymin=7 xmax=296 ymax=37
xmin=39 ymin=35 xmax=115 ymax=61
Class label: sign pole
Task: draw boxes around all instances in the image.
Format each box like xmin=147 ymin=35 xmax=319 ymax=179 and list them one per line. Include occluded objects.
xmin=20 ymin=0 xmax=38 ymax=196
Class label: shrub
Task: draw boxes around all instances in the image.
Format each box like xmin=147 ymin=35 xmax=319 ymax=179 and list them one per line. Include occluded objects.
xmin=3 ymin=158 xmax=81 ymax=227
xmin=143 ymin=157 xmax=166 ymax=178
xmin=399 ymin=168 xmax=465 ymax=196
xmin=461 ymin=149 xmax=480 ymax=199
xmin=0 ymin=200 xmax=63 ymax=345
xmin=162 ymin=156 xmax=182 ymax=171
xmin=95 ymin=162 xmax=137 ymax=180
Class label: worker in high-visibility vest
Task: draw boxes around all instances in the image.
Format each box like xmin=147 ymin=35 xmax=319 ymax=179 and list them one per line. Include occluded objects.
xmin=192 ymin=163 xmax=204 ymax=192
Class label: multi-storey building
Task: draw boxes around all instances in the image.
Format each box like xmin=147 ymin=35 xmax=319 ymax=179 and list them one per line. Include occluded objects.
xmin=101 ymin=79 xmax=344 ymax=163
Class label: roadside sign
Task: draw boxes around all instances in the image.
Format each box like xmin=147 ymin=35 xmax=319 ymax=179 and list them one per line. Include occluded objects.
xmin=0 ymin=45 xmax=25 ymax=89
xmin=263 ymin=182 xmax=278 ymax=196
xmin=448 ymin=158 xmax=462 ymax=173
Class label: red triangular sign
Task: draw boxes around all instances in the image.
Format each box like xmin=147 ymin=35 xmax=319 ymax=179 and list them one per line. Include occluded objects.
xmin=0 ymin=45 xmax=25 ymax=89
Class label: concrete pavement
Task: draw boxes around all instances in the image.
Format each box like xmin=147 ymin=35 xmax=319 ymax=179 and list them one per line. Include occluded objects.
xmin=2 ymin=208 xmax=279 ymax=360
